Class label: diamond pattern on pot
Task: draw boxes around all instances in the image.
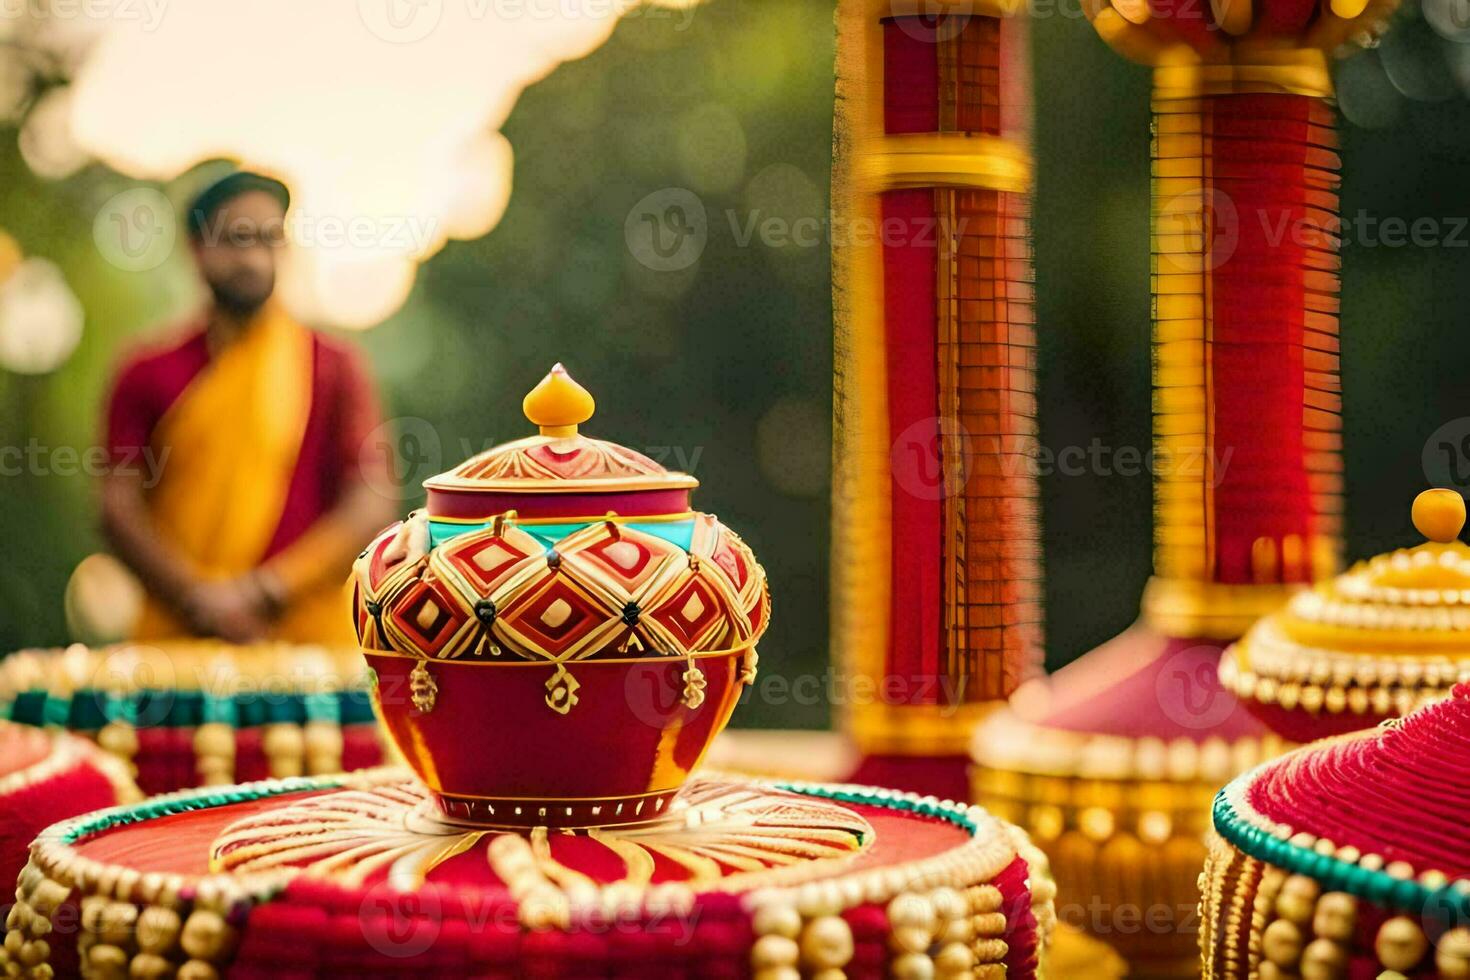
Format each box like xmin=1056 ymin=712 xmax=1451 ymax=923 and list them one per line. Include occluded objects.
xmin=642 ymin=571 xmax=734 ymax=653
xmin=353 ymin=522 xmax=423 ymax=649
xmin=381 ymin=573 xmax=480 ymax=660
xmin=490 ymin=570 xmax=622 ymax=662
xmin=429 ymin=525 xmax=543 ymax=599
xmin=690 ymin=516 xmax=768 ymax=639
xmin=556 ymin=523 xmax=684 ymax=602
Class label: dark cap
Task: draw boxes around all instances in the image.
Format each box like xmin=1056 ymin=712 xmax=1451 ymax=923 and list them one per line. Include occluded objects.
xmin=185 ymin=170 xmax=290 ymax=239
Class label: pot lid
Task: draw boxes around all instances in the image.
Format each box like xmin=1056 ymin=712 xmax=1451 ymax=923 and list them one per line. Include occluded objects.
xmin=422 ymin=365 xmax=699 ymax=497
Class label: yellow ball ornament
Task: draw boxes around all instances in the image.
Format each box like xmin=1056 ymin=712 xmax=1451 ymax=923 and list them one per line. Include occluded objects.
xmin=1413 ymin=488 xmax=1466 ymax=544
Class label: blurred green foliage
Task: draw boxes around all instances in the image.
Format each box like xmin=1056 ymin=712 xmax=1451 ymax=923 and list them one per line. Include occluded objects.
xmin=2 ymin=0 xmax=1470 ymax=729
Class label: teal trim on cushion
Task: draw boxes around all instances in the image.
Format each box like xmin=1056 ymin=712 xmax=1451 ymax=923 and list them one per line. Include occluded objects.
xmin=774 ymin=781 xmax=989 ymax=847
xmin=429 ymin=518 xmax=696 ymax=552
xmin=1211 ymin=786 xmax=1470 ymax=923
xmin=1 ymin=688 xmax=377 ymax=732
xmin=56 ymin=772 xmax=348 ymax=846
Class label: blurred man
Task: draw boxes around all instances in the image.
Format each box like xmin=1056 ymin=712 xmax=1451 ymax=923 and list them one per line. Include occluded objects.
xmin=100 ymin=171 xmax=394 ymax=645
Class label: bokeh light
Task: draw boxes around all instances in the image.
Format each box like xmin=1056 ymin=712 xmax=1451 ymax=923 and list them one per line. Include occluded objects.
xmin=64 ymin=553 xmax=142 ymax=646
xmin=0 ymin=256 xmax=83 ymax=374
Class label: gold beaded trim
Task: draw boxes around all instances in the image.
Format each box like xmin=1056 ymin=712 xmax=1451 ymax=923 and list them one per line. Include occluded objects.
xmin=973 ymin=707 xmax=1292 ymax=783
xmin=744 ymin=784 xmax=1057 ymax=979
xmin=0 ymin=641 xmax=368 ymax=697
xmin=1201 ymin=831 xmax=1470 ymax=978
xmin=1221 ymin=628 xmax=1464 ymax=719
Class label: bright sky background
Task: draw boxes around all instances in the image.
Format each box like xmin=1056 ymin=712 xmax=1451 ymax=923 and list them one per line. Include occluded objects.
xmin=16 ymin=0 xmax=698 ymax=327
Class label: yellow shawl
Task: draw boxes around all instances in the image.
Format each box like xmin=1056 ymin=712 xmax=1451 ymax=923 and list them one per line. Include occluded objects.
xmin=132 ymin=306 xmax=350 ymax=644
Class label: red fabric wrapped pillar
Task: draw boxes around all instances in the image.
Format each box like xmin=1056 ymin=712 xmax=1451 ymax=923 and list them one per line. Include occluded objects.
xmin=832 ymin=0 xmax=1040 ymax=800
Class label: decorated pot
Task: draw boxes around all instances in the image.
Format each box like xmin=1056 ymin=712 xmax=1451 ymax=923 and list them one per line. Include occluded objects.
xmin=351 ymin=365 xmax=769 ymax=828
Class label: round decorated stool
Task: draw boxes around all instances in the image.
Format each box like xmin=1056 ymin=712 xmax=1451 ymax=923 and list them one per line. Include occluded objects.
xmin=0 ymin=641 xmax=382 ymax=795
xmin=1222 ymin=489 xmax=1470 ymax=741
xmin=972 ymin=642 xmax=1292 ymax=976
xmin=3 ymin=769 xmax=1055 ymax=979
xmin=0 ymin=720 xmax=134 ymax=894
xmin=1201 ymin=682 xmax=1470 ymax=977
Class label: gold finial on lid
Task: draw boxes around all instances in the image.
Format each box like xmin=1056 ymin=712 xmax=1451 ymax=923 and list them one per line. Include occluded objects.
xmin=1413 ymin=488 xmax=1466 ymax=544
xmin=523 ymin=363 xmax=595 ymax=438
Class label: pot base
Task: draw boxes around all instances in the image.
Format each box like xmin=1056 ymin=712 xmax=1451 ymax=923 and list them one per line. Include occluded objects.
xmin=432 ymin=787 xmax=683 ymax=829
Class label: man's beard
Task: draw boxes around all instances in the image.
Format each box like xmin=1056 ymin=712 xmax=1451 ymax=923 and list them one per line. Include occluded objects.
xmin=209 ymin=279 xmax=272 ymax=318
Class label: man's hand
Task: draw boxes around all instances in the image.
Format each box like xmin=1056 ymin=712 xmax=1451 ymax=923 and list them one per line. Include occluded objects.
xmin=182 ymin=579 xmax=270 ymax=644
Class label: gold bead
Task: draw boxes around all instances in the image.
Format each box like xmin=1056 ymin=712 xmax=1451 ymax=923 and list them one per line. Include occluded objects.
xmin=1262 ymin=918 xmax=1303 ymax=967
xmin=28 ymin=881 xmax=68 ymax=919
xmin=889 ymin=925 xmax=933 ymax=954
xmin=1375 ymin=916 xmax=1428 ymax=972
xmin=136 ymin=906 xmax=182 ymax=954
xmin=98 ymin=722 xmax=139 ymax=758
xmin=1275 ymin=875 xmax=1319 ymax=924
xmin=1438 ymin=927 xmax=1470 ymax=978
xmin=890 ymin=951 xmax=936 ymax=980
xmin=17 ymin=940 xmax=46 ymax=967
xmin=752 ymin=904 xmax=801 ymax=940
xmin=934 ymin=941 xmax=976 ymax=975
xmin=88 ymin=943 xmax=128 ymax=980
xmin=129 ymin=952 xmax=174 ymax=979
xmin=936 ymin=915 xmax=972 ymax=946
xmin=750 ymin=934 xmax=799 ymax=970
xmin=799 ymin=916 xmax=853 ymax=971
xmin=1311 ymin=892 xmax=1356 ymax=942
xmin=177 ymin=961 xmax=219 ymax=980
xmin=4 ymin=904 xmax=27 ymax=934
xmin=971 ymin=912 xmax=1006 ymax=938
xmin=262 ymin=725 xmax=305 ymax=779
xmin=179 ymin=910 xmax=234 ymax=962
xmin=97 ymin=903 xmax=138 ymax=947
xmin=967 ymin=885 xmax=1002 ymax=914
xmin=751 ymin=969 xmax=799 ymax=980
xmin=929 ymin=887 xmax=966 ymax=923
xmin=887 ymin=893 xmax=937 ymax=933
xmin=1300 ymin=937 xmax=1347 ymax=979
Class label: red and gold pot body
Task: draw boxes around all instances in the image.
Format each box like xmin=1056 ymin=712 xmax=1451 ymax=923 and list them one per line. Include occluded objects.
xmin=365 ymin=646 xmax=749 ymax=827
